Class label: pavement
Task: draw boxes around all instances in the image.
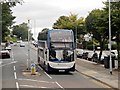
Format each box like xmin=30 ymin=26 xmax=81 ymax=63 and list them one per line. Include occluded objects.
xmin=76 ymin=58 xmax=119 ymax=90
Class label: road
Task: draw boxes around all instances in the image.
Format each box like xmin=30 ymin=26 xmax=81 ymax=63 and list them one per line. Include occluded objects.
xmin=1 ymin=42 xmax=111 ymax=89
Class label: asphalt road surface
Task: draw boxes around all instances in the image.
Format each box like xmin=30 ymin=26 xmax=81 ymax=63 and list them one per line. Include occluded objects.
xmin=1 ymin=42 xmax=111 ymax=89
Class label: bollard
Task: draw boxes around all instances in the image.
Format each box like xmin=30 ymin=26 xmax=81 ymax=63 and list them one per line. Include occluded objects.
xmin=31 ymin=63 xmax=36 ymax=75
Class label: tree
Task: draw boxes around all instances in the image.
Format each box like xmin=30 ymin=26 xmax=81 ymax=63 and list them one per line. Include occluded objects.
xmin=12 ymin=23 xmax=32 ymax=40
xmin=53 ymin=13 xmax=86 ymax=41
xmin=1 ymin=0 xmax=23 ymax=42
xmin=85 ymin=9 xmax=109 ymax=62
xmin=1 ymin=3 xmax=15 ymax=42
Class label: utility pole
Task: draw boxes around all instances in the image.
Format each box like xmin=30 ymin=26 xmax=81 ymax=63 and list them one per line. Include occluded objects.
xmin=0 ymin=3 xmax=2 ymax=45
xmin=109 ymin=0 xmax=112 ymax=75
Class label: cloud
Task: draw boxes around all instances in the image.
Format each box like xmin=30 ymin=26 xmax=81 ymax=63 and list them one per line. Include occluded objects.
xmin=12 ymin=0 xmax=107 ymax=39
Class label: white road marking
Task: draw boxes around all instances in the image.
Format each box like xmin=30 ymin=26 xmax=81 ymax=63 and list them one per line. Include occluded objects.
xmin=1 ymin=59 xmax=12 ymax=61
xmin=0 ymin=61 xmax=17 ymax=67
xmin=44 ymin=72 xmax=52 ymax=79
xmin=37 ymin=65 xmax=52 ymax=79
xmin=55 ymin=82 xmax=64 ymax=89
xmin=26 ymin=54 xmax=28 ymax=56
xmin=41 ymin=87 xmax=48 ymax=88
xmin=11 ymin=46 xmax=19 ymax=90
xmin=16 ymin=82 xmax=19 ymax=90
xmin=14 ymin=72 xmax=17 ymax=79
xmin=20 ymin=85 xmax=47 ymax=88
xmin=14 ymin=66 xmax=16 ymax=71
xmin=18 ymin=78 xmax=55 ymax=84
xmin=38 ymin=65 xmax=43 ymax=70
xmin=20 ymin=85 xmax=37 ymax=88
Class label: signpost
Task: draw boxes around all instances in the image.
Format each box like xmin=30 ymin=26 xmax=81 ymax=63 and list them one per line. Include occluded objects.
xmin=27 ymin=19 xmax=30 ymax=70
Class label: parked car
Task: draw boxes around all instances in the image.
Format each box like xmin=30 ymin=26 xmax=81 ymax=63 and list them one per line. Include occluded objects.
xmin=0 ymin=50 xmax=10 ymax=59
xmin=92 ymin=51 xmax=116 ymax=64
xmin=82 ymin=52 xmax=88 ymax=60
xmin=5 ymin=45 xmax=11 ymax=51
xmin=87 ymin=51 xmax=94 ymax=61
xmin=10 ymin=41 xmax=13 ymax=44
xmin=20 ymin=42 xmax=25 ymax=47
xmin=13 ymin=43 xmax=17 ymax=46
xmin=111 ymin=50 xmax=118 ymax=60
xmin=76 ymin=49 xmax=84 ymax=58
xmin=32 ymin=41 xmax=38 ymax=47
xmin=17 ymin=40 xmax=22 ymax=43
xmin=92 ymin=51 xmax=106 ymax=64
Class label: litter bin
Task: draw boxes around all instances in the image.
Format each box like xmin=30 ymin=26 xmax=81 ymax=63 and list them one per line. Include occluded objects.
xmin=104 ymin=56 xmax=115 ymax=69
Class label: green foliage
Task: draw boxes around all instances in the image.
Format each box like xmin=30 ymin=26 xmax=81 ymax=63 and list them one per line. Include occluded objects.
xmin=1 ymin=1 xmax=23 ymax=42
xmin=103 ymin=2 xmax=120 ymax=39
xmin=12 ymin=23 xmax=32 ymax=40
xmin=85 ymin=9 xmax=108 ymax=42
xmin=1 ymin=3 xmax=16 ymax=42
xmin=11 ymin=37 xmax=17 ymax=42
xmin=53 ymin=13 xmax=86 ymax=38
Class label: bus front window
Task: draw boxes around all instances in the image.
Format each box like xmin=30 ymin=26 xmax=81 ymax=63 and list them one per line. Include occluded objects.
xmin=62 ymin=50 xmax=74 ymax=62
xmin=49 ymin=50 xmax=74 ymax=62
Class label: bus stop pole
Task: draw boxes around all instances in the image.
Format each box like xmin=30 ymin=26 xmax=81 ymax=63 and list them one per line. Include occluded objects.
xmin=109 ymin=0 xmax=112 ymax=75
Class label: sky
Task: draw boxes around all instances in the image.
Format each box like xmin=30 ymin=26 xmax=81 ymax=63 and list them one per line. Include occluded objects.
xmin=12 ymin=0 xmax=107 ymax=40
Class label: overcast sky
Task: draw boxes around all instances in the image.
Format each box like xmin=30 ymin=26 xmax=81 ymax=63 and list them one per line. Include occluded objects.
xmin=12 ymin=0 xmax=107 ymax=40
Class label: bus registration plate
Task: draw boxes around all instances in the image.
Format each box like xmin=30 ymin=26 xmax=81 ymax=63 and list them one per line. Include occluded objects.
xmin=59 ymin=70 xmax=65 ymax=72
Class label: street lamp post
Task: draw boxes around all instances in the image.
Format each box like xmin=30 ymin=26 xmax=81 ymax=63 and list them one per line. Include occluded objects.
xmin=109 ymin=0 xmax=112 ymax=75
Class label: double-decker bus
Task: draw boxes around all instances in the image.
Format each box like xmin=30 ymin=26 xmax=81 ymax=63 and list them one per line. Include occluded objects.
xmin=37 ymin=29 xmax=76 ymax=72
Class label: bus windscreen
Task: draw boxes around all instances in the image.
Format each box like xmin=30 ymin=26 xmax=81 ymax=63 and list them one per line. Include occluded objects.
xmin=50 ymin=30 xmax=73 ymax=42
